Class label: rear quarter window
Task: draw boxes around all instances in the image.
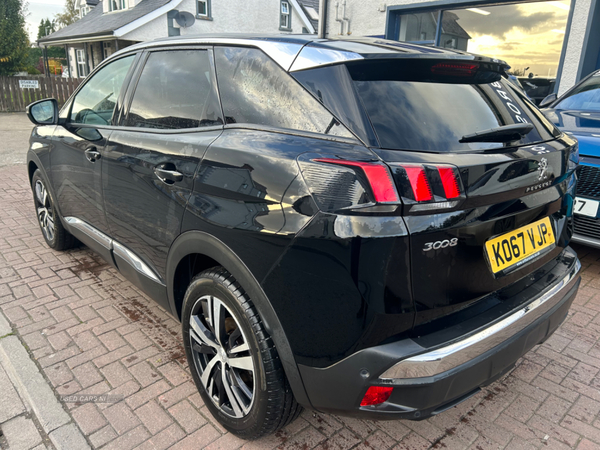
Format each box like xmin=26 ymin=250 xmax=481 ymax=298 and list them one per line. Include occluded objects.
xmin=214 ymin=46 xmax=354 ymax=139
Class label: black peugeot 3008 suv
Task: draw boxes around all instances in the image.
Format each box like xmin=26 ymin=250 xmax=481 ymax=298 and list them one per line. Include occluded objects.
xmin=25 ymin=35 xmax=581 ymax=439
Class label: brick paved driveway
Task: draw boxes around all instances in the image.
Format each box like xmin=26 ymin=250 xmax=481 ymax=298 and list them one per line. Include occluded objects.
xmin=1 ymin=161 xmax=600 ymax=450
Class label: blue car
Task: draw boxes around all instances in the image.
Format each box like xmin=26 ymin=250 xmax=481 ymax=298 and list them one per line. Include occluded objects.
xmin=542 ymin=69 xmax=600 ymax=248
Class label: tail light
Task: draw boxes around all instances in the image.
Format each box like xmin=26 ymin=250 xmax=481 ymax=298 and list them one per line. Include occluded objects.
xmin=392 ymin=163 xmax=465 ymax=213
xmin=431 ymin=62 xmax=479 ymax=77
xmin=360 ymin=386 xmax=393 ymax=406
xmin=299 ymin=156 xmax=400 ymax=213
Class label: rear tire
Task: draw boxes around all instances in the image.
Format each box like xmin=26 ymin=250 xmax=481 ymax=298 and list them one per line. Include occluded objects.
xmin=31 ymin=169 xmax=75 ymax=251
xmin=182 ymin=267 xmax=302 ymax=439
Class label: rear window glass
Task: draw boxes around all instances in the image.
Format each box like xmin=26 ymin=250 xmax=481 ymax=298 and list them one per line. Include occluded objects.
xmin=347 ymin=61 xmax=557 ymax=152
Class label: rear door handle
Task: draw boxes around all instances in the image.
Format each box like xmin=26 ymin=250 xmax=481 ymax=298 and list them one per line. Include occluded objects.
xmin=84 ymin=147 xmax=101 ymax=163
xmin=154 ymin=163 xmax=184 ymax=184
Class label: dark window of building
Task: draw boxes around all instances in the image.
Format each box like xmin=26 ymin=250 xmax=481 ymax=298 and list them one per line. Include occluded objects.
xmin=197 ymin=0 xmax=210 ymax=18
xmin=214 ymin=46 xmax=353 ymax=138
xmin=125 ymin=50 xmax=222 ymax=130
xmin=70 ymin=55 xmax=135 ymax=125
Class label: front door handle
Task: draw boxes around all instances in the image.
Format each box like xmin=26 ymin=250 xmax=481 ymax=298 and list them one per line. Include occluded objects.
xmin=154 ymin=163 xmax=184 ymax=184
xmin=85 ymin=147 xmax=101 ymax=163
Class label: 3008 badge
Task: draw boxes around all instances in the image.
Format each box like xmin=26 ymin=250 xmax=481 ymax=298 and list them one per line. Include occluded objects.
xmin=423 ymin=238 xmax=458 ymax=252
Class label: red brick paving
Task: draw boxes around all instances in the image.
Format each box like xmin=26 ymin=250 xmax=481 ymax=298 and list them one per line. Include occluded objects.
xmin=2 ymin=163 xmax=600 ymax=449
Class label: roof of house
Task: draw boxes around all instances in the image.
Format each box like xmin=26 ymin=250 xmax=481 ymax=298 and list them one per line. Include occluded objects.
xmin=441 ymin=12 xmax=471 ymax=40
xmin=38 ymin=0 xmax=173 ymax=44
xmin=297 ymin=0 xmax=319 ymax=31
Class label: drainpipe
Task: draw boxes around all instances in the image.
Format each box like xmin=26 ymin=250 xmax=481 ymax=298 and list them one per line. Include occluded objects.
xmin=342 ymin=0 xmax=350 ymax=35
xmin=335 ymin=2 xmax=343 ymax=35
xmin=318 ymin=0 xmax=327 ymax=38
xmin=64 ymin=45 xmax=71 ymax=78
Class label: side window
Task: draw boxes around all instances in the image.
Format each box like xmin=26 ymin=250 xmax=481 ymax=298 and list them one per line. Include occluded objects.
xmin=214 ymin=47 xmax=353 ymax=138
xmin=70 ymin=55 xmax=135 ymax=125
xmin=125 ymin=50 xmax=222 ymax=130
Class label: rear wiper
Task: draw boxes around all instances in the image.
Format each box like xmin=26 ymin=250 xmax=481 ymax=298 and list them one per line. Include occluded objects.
xmin=459 ymin=123 xmax=534 ymax=143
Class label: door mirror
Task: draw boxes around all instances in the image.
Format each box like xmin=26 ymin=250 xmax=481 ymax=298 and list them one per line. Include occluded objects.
xmin=539 ymin=93 xmax=557 ymax=108
xmin=26 ymin=98 xmax=58 ymax=125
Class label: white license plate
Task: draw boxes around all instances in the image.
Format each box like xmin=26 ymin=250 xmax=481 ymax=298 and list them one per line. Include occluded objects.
xmin=574 ymin=197 xmax=600 ymax=218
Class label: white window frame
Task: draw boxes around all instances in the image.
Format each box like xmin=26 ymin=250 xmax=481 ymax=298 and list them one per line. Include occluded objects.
xmin=103 ymin=42 xmax=112 ymax=59
xmin=80 ymin=5 xmax=91 ymax=18
xmin=197 ymin=0 xmax=210 ymax=18
xmin=280 ymin=1 xmax=291 ymax=30
xmin=76 ymin=49 xmax=87 ymax=77
xmin=109 ymin=0 xmax=126 ymax=12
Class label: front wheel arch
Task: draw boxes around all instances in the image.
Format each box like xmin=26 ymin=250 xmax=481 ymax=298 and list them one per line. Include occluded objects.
xmin=166 ymin=230 xmax=311 ymax=409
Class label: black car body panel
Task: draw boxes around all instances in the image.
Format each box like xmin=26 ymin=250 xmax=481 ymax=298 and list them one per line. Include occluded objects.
xmin=26 ymin=34 xmax=581 ymax=421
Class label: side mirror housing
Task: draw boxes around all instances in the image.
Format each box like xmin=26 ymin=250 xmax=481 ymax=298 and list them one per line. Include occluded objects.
xmin=26 ymin=98 xmax=59 ymax=125
xmin=539 ymin=93 xmax=557 ymax=108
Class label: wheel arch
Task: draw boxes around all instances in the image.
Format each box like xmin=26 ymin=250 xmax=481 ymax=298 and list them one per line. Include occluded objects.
xmin=166 ymin=230 xmax=312 ymax=408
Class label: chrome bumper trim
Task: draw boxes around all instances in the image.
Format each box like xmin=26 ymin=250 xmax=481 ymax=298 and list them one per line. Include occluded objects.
xmin=380 ymin=259 xmax=581 ymax=380
xmin=571 ymin=233 xmax=600 ymax=249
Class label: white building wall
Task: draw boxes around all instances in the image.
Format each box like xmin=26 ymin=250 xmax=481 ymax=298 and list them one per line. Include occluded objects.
xmin=558 ymin=0 xmax=593 ymax=95
xmin=325 ymin=0 xmax=438 ymax=37
xmin=324 ymin=0 xmax=591 ymax=94
xmin=122 ymin=0 xmax=310 ymax=42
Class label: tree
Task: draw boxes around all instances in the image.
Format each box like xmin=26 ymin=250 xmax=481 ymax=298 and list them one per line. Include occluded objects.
xmin=55 ymin=0 xmax=79 ymax=29
xmin=37 ymin=18 xmax=56 ymax=40
xmin=0 ymin=0 xmax=29 ymax=75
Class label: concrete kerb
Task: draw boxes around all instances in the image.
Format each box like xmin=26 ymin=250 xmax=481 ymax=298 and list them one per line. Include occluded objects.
xmin=0 ymin=310 xmax=91 ymax=450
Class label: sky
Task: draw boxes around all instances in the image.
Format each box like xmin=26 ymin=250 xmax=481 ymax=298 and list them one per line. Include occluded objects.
xmin=24 ymin=0 xmax=64 ymax=43
xmin=448 ymin=1 xmax=571 ymax=77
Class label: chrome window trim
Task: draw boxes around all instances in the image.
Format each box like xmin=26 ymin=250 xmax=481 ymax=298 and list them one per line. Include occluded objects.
xmin=380 ymin=258 xmax=581 ymax=380
xmin=289 ymin=46 xmax=364 ymax=72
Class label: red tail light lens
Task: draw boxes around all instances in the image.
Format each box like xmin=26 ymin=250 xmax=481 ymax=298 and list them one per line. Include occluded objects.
xmin=404 ymin=166 xmax=433 ymax=202
xmin=438 ymin=167 xmax=461 ymax=199
xmin=392 ymin=163 xmax=464 ymax=211
xmin=313 ymin=158 xmax=400 ymax=203
xmin=431 ymin=62 xmax=479 ymax=77
xmin=360 ymin=386 xmax=394 ymax=406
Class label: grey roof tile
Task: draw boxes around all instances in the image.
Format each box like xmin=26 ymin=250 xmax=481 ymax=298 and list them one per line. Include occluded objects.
xmin=39 ymin=0 xmax=171 ymax=43
xmin=297 ymin=0 xmax=319 ymax=32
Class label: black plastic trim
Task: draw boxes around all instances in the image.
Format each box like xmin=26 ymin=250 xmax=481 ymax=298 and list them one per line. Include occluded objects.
xmin=166 ymin=230 xmax=312 ymax=409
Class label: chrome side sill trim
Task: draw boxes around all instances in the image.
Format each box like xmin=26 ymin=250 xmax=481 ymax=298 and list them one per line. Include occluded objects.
xmin=64 ymin=216 xmax=112 ymax=250
xmin=112 ymin=241 xmax=162 ymax=284
xmin=64 ymin=216 xmax=163 ymax=285
xmin=380 ymin=259 xmax=581 ymax=380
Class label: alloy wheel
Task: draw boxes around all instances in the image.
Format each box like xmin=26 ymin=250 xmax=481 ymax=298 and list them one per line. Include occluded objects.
xmin=189 ymin=295 xmax=255 ymax=418
xmin=34 ymin=179 xmax=55 ymax=242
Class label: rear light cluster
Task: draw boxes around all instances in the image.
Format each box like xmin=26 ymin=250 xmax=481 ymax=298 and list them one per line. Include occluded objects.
xmin=313 ymin=158 xmax=399 ymax=203
xmin=298 ymin=156 xmax=465 ymax=214
xmin=392 ymin=164 xmax=465 ymax=212
xmin=299 ymin=156 xmax=401 ymax=213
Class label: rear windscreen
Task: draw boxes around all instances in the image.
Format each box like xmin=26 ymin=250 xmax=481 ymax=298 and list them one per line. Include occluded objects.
xmin=295 ymin=60 xmax=559 ymax=152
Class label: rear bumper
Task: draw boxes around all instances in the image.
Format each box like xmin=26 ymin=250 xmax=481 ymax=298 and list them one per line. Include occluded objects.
xmin=299 ymin=249 xmax=581 ymax=420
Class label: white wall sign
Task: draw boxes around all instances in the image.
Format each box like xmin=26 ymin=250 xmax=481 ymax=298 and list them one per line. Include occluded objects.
xmin=19 ymin=80 xmax=39 ymax=89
